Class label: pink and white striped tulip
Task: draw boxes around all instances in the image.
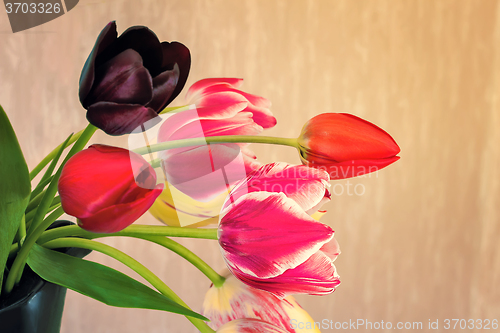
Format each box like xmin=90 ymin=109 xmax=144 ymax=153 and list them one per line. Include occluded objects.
xmin=218 ymin=163 xmax=341 ymax=298
xmin=158 ymin=78 xmax=275 ymax=201
xmin=216 ymin=319 xmax=289 ymax=333
xmin=202 ymin=273 xmax=320 ymax=333
xmin=186 ymin=78 xmax=276 ymax=129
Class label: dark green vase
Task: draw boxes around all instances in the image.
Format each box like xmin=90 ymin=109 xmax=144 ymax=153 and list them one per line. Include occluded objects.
xmin=0 ymin=221 xmax=91 ymax=333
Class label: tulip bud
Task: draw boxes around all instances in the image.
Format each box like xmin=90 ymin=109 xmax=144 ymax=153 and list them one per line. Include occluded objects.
xmin=79 ymin=22 xmax=190 ymax=135
xmin=202 ymin=273 xmax=320 ymax=333
xmin=58 ymin=145 xmax=163 ymax=233
xmin=297 ymin=113 xmax=400 ymax=179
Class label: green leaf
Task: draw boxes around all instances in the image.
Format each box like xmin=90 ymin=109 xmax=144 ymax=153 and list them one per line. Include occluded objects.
xmin=27 ymin=244 xmax=207 ymax=320
xmin=30 ymin=133 xmax=72 ymax=200
xmin=0 ymin=105 xmax=31 ymax=293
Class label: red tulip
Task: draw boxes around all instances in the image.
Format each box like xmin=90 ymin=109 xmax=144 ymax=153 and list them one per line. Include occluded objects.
xmin=218 ymin=163 xmax=340 ymax=298
xmin=58 ymin=144 xmax=163 ymax=233
xmin=297 ymin=113 xmax=400 ymax=179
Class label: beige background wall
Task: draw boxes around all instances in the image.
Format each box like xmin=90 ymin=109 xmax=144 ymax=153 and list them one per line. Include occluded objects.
xmin=1 ymin=1 xmax=500 ymax=332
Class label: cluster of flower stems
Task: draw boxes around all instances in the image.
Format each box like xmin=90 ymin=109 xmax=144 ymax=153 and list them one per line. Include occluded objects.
xmin=5 ymin=118 xmax=300 ymax=333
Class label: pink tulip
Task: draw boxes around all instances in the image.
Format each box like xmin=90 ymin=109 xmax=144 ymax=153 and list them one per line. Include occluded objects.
xmin=202 ymin=273 xmax=320 ymax=332
xmin=216 ymin=319 xmax=289 ymax=333
xmin=58 ymin=145 xmax=163 ymax=233
xmin=185 ymin=78 xmax=276 ymax=129
xmin=158 ymin=78 xmax=276 ymax=201
xmin=218 ymin=163 xmax=340 ymax=298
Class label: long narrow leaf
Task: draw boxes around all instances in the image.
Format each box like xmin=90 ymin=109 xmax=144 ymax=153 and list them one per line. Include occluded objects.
xmin=27 ymin=124 xmax=95 ymax=235
xmin=29 ymin=175 xmax=53 ymax=200
xmin=27 ymin=244 xmax=207 ymax=320
xmin=0 ymin=105 xmax=31 ymax=293
xmin=29 ymin=129 xmax=84 ymax=180
xmin=30 ymin=133 xmax=73 ymax=199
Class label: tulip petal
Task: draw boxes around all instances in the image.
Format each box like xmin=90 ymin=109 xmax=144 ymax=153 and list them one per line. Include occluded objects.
xmin=59 ymin=145 xmax=139 ymax=218
xmin=85 ymin=49 xmax=153 ymax=106
xmin=162 ymin=143 xmax=241 ymax=184
xmin=227 ymin=163 xmax=330 ymax=213
xmin=196 ymin=102 xmax=249 ymax=120
xmin=162 ymin=112 xmax=262 ymax=143
xmin=189 ymin=83 xmax=276 ymax=128
xmin=162 ymin=143 xmax=246 ymax=201
xmin=202 ymin=273 xmax=319 ymax=333
xmin=219 ymin=192 xmax=334 ymax=279
xmin=157 ymin=108 xmax=200 ymax=143
xmin=59 ymin=145 xmax=164 ymax=233
xmin=216 ymin=319 xmax=289 ymax=333
xmin=103 ymin=25 xmax=164 ymax=76
xmin=86 ymin=102 xmax=161 ymax=136
xmin=299 ymin=113 xmax=401 ymax=161
xmin=200 ymin=85 xmax=271 ymax=108
xmin=149 ymin=181 xmax=224 ymax=227
xmin=186 ymin=78 xmax=243 ymax=101
xmin=300 ymin=155 xmax=401 ymax=179
xmin=77 ymin=184 xmax=163 ymax=233
xmin=242 ymin=102 xmax=277 ymax=129
xmin=160 ymin=41 xmax=191 ymax=106
xmin=158 ymin=110 xmax=263 ymax=201
xmin=196 ymin=91 xmax=249 ymax=111
xmin=145 ymin=64 xmax=179 ymax=112
xmin=232 ymin=248 xmax=341 ymax=298
xmin=79 ymin=21 xmax=118 ymax=103
xmin=200 ymin=113 xmax=263 ymax=138
xmin=319 ymin=237 xmax=341 ymax=261
xmin=241 ymin=147 xmax=262 ymax=173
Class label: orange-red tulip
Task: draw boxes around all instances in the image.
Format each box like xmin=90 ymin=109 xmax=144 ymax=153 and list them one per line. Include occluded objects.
xmin=297 ymin=113 xmax=400 ymax=179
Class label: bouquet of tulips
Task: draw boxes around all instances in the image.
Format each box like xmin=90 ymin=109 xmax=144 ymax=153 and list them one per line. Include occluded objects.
xmin=0 ymin=22 xmax=400 ymax=332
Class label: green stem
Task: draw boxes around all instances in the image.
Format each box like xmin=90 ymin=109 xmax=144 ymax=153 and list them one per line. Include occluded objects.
xmin=25 ymin=199 xmax=60 ymax=230
xmin=31 ymin=133 xmax=73 ymax=197
xmin=38 ymin=226 xmax=223 ymax=286
xmin=42 ymin=238 xmax=214 ymax=332
xmin=37 ymin=225 xmax=218 ymax=245
xmin=5 ymin=206 xmax=65 ymax=290
xmin=9 ymin=243 xmax=19 ymax=259
xmin=133 ymin=235 xmax=225 ymax=288
xmin=13 ymin=215 xmax=26 ymax=244
xmin=132 ymin=135 xmax=299 ymax=155
xmin=29 ymin=129 xmax=84 ymax=180
xmin=30 ymin=175 xmax=53 ymax=200
xmin=150 ymin=158 xmax=161 ymax=168
xmin=25 ymin=195 xmax=60 ymax=220
xmin=26 ymin=189 xmax=46 ymax=212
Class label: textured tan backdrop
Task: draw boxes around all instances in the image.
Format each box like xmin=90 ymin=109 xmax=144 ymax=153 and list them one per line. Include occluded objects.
xmin=1 ymin=0 xmax=500 ymax=332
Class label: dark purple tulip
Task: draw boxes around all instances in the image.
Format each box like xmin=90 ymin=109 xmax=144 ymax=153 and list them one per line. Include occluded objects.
xmin=79 ymin=22 xmax=191 ymax=135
